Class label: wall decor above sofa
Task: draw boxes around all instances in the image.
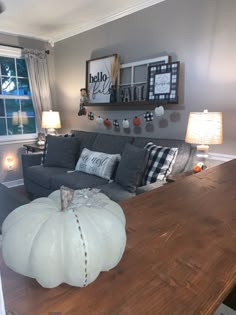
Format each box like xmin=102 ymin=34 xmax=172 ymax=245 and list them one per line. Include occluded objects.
xmin=86 ymin=54 xmax=119 ymax=104
xmin=85 ymin=54 xmax=180 ymax=106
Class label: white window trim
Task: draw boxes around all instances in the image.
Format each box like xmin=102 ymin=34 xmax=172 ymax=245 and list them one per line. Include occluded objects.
xmin=0 ymin=45 xmax=38 ymax=142
xmin=0 ymin=45 xmax=23 ymax=58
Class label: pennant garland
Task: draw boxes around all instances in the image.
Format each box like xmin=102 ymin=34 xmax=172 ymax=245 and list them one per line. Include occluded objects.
xmin=88 ymin=112 xmax=94 ymax=120
xmin=144 ymin=111 xmax=154 ymax=122
xmin=122 ymin=119 xmax=130 ymax=129
xmin=81 ymin=106 xmax=165 ymax=129
xmin=96 ymin=116 xmax=103 ymax=125
xmin=113 ymin=120 xmax=120 ymax=128
xmin=104 ymin=118 xmax=112 ymax=128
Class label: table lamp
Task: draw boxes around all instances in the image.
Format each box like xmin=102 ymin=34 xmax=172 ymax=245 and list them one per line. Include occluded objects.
xmin=185 ymin=109 xmax=223 ymax=158
xmin=42 ymin=110 xmax=61 ymax=135
xmin=12 ymin=111 xmax=28 ymax=132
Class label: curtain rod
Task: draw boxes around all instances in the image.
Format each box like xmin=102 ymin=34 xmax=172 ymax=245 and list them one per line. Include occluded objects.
xmin=0 ymin=43 xmax=50 ymax=54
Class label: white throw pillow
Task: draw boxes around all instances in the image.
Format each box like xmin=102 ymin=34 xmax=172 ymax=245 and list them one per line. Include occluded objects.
xmin=75 ymin=148 xmax=121 ymax=180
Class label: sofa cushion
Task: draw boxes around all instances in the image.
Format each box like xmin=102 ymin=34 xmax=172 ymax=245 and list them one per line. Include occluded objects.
xmin=133 ymin=137 xmax=192 ymax=175
xmin=71 ymin=130 xmax=97 ymax=155
xmin=75 ymin=148 xmax=121 ymax=180
xmin=142 ymin=143 xmax=178 ymax=185
xmin=51 ymin=171 xmax=108 ymax=190
xmin=43 ymin=135 xmax=80 ymax=169
xmin=96 ymin=182 xmax=135 ymax=202
xmin=27 ymin=165 xmax=69 ymax=189
xmin=92 ymin=133 xmax=133 ymax=154
xmin=115 ymin=143 xmax=148 ymax=193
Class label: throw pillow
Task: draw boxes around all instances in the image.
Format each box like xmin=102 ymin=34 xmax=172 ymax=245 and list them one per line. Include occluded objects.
xmin=142 ymin=142 xmax=178 ymax=185
xmin=115 ymin=143 xmax=148 ymax=193
xmin=75 ymin=148 xmax=121 ymax=180
xmin=42 ymin=135 xmax=80 ymax=169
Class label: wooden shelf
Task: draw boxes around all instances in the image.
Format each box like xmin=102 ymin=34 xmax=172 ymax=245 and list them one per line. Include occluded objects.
xmin=86 ymin=100 xmax=177 ymax=107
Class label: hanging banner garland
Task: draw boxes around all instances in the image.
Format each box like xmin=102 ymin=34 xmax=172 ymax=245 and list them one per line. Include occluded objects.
xmin=113 ymin=120 xmax=120 ymax=128
xmin=122 ymin=119 xmax=130 ymax=129
xmin=144 ymin=112 xmax=154 ymax=122
xmin=132 ymin=116 xmax=141 ymax=126
xmin=88 ymin=112 xmax=94 ymax=120
xmin=104 ymin=118 xmax=112 ymax=128
xmin=83 ymin=106 xmax=165 ymax=129
xmin=154 ymin=106 xmax=165 ymax=116
xmin=96 ymin=116 xmax=103 ymax=125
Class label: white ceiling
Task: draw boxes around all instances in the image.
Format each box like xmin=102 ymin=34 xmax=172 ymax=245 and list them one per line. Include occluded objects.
xmin=0 ymin=0 xmax=165 ymax=44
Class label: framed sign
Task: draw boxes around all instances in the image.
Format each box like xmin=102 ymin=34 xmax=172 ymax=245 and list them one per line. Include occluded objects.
xmin=147 ymin=61 xmax=179 ymax=103
xmin=86 ymin=54 xmax=118 ymax=104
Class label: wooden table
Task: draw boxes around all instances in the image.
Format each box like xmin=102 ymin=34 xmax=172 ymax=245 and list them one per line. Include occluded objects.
xmin=23 ymin=143 xmax=45 ymax=153
xmin=2 ymin=159 xmax=236 ymax=315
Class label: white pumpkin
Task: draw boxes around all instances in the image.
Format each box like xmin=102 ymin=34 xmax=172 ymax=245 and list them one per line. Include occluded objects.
xmin=122 ymin=119 xmax=130 ymax=129
xmin=154 ymin=106 xmax=165 ymax=117
xmin=2 ymin=188 xmax=126 ymax=288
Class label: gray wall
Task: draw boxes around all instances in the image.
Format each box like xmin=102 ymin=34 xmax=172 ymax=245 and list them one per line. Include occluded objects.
xmin=53 ymin=0 xmax=236 ymax=155
xmin=0 ymin=33 xmax=48 ymax=183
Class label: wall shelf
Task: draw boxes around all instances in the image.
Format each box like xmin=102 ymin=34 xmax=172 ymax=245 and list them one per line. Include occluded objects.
xmin=86 ymin=100 xmax=177 ymax=107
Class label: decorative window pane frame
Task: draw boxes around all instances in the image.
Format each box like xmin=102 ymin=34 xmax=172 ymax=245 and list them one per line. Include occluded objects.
xmin=119 ymin=56 xmax=170 ymax=102
xmin=0 ymin=45 xmax=37 ymax=142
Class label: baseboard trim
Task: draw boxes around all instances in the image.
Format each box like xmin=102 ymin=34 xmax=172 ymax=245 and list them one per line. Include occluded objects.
xmin=2 ymin=178 xmax=24 ymax=188
xmin=208 ymin=153 xmax=236 ymax=162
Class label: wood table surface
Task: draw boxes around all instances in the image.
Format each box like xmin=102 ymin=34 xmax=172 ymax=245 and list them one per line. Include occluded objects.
xmin=2 ymin=159 xmax=236 ymax=315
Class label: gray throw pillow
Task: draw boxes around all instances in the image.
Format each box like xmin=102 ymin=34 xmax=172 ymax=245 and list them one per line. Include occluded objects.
xmin=43 ymin=135 xmax=80 ymax=169
xmin=115 ymin=143 xmax=148 ymax=193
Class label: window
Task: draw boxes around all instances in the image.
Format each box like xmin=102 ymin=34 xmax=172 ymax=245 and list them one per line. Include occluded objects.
xmin=0 ymin=46 xmax=37 ymax=142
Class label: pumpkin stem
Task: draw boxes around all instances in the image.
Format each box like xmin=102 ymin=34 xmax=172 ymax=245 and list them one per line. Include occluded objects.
xmin=60 ymin=186 xmax=74 ymax=210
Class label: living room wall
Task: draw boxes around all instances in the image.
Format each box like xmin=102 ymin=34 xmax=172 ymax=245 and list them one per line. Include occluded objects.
xmin=53 ymin=0 xmax=236 ymax=155
xmin=0 ymin=34 xmax=48 ymax=184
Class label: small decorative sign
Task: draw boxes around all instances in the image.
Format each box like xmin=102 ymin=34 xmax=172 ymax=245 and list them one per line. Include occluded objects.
xmin=119 ymin=84 xmax=147 ymax=102
xmin=147 ymin=61 xmax=179 ymax=103
xmin=86 ymin=54 xmax=118 ymax=104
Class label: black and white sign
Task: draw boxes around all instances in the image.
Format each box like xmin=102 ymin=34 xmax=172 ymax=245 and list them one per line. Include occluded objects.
xmin=86 ymin=54 xmax=117 ymax=104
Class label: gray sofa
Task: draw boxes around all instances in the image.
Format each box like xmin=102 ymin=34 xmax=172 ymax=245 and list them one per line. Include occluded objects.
xmin=22 ymin=130 xmax=196 ymax=202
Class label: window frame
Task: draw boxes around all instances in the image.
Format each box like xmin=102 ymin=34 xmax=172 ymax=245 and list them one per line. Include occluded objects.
xmin=0 ymin=45 xmax=37 ymax=143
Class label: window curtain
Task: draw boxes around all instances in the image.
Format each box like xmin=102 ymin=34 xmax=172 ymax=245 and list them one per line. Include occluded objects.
xmin=23 ymin=49 xmax=52 ymax=131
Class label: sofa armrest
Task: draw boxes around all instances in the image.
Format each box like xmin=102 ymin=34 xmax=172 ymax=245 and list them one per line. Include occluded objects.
xmin=22 ymin=153 xmax=42 ymax=169
xmin=136 ymin=180 xmax=167 ymax=195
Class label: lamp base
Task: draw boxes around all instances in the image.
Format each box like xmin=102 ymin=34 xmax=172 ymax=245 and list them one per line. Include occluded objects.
xmin=47 ymin=128 xmax=57 ymax=135
xmin=196 ymin=144 xmax=209 ymax=158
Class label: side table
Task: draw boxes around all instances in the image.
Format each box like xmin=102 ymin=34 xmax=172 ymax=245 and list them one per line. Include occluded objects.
xmin=23 ymin=143 xmax=45 ymax=154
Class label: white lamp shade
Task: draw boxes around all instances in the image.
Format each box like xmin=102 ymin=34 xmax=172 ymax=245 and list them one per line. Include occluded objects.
xmin=42 ymin=110 xmax=61 ymax=129
xmin=185 ymin=110 xmax=223 ymax=146
xmin=12 ymin=111 xmax=28 ymax=126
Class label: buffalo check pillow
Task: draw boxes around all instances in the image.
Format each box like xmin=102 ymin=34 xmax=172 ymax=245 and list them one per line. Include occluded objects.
xmin=142 ymin=142 xmax=178 ymax=185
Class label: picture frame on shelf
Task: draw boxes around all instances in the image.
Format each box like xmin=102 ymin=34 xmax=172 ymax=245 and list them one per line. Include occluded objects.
xmin=147 ymin=61 xmax=179 ymax=103
xmin=119 ymin=55 xmax=170 ymax=103
xmin=86 ymin=54 xmax=119 ymax=104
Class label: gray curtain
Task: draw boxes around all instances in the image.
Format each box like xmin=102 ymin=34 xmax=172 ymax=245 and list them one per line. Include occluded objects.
xmin=23 ymin=49 xmax=52 ymax=131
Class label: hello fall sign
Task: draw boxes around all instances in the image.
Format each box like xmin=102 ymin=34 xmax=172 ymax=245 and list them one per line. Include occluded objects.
xmin=86 ymin=54 xmax=117 ymax=103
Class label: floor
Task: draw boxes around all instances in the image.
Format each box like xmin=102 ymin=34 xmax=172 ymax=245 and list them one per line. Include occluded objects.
xmin=9 ymin=185 xmax=30 ymax=200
